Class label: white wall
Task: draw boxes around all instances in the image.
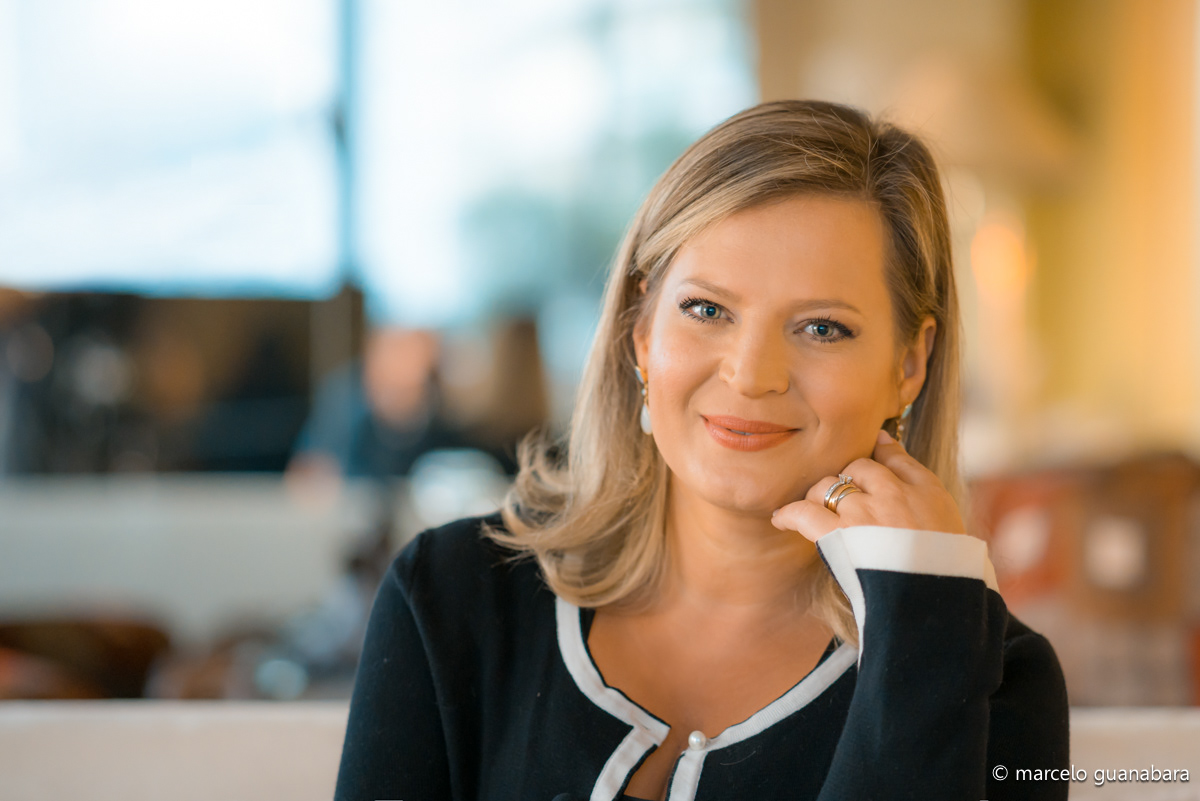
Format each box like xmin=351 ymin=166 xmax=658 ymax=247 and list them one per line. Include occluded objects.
xmin=0 ymin=476 xmax=377 ymax=645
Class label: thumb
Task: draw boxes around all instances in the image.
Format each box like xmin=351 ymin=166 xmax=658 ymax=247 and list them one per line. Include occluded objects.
xmin=771 ymin=499 xmax=841 ymax=543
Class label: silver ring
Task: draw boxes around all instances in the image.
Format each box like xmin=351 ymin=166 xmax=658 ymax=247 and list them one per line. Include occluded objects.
xmin=822 ymin=474 xmax=853 ymax=509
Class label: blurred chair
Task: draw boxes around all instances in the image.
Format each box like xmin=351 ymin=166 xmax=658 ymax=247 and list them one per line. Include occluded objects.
xmin=0 ymin=647 xmax=106 ymax=700
xmin=971 ymin=453 xmax=1200 ymax=705
xmin=0 ymin=619 xmax=170 ymax=699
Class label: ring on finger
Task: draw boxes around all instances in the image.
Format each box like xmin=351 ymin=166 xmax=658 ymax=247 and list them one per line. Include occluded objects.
xmin=825 ymin=482 xmax=863 ymax=513
xmin=822 ymin=474 xmax=854 ymax=509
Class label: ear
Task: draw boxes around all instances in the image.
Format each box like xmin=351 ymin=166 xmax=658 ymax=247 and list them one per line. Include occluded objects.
xmin=632 ymin=278 xmax=651 ymax=370
xmin=896 ymin=316 xmax=936 ymax=410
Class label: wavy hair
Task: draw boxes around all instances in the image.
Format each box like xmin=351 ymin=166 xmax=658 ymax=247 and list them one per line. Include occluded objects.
xmin=489 ymin=100 xmax=960 ymax=644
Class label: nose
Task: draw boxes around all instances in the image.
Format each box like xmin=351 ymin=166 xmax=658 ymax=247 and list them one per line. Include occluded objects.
xmin=718 ymin=324 xmax=790 ymax=397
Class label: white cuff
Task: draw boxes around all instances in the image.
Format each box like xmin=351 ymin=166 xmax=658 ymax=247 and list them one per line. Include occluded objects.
xmin=815 ymin=526 xmax=1000 ymax=660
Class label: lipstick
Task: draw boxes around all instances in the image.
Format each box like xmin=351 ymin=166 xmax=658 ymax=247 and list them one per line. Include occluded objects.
xmin=702 ymin=415 xmax=798 ymax=452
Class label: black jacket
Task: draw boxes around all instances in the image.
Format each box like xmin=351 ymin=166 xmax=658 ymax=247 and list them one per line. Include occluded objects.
xmin=334 ymin=514 xmax=1069 ymax=800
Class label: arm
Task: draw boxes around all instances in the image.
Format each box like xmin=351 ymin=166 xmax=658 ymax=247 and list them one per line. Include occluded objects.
xmin=333 ymin=537 xmax=453 ymax=801
xmin=289 ymin=363 xmax=366 ymax=475
xmin=985 ymin=624 xmax=1071 ymax=800
xmin=812 ymin=527 xmax=1068 ymax=801
xmin=772 ymin=433 xmax=1069 ymax=798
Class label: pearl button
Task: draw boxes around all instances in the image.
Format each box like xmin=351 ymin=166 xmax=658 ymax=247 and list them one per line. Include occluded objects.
xmin=687 ymin=730 xmax=708 ymax=750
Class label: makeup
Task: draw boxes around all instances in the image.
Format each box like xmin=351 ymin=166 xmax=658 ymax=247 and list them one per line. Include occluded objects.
xmin=702 ymin=415 xmax=798 ymax=452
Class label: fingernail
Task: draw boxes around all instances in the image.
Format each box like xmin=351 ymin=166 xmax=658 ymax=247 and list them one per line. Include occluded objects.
xmin=771 ymin=508 xmax=779 ymax=517
xmin=877 ymin=429 xmax=892 ymax=443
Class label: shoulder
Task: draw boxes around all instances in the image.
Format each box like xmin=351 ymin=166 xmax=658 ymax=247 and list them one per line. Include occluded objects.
xmin=394 ymin=512 xmax=508 ymax=577
xmin=387 ymin=513 xmax=549 ymax=626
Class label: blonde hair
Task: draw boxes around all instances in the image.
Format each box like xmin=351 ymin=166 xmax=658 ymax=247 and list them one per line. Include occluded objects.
xmin=489 ymin=100 xmax=960 ymax=644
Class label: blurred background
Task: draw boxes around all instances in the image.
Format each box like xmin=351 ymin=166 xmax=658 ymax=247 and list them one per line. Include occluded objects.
xmin=0 ymin=0 xmax=1197 ymax=708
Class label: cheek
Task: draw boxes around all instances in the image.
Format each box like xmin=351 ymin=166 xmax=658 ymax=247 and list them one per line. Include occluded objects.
xmin=645 ymin=322 xmax=714 ymax=405
xmin=804 ymin=355 xmax=897 ymax=437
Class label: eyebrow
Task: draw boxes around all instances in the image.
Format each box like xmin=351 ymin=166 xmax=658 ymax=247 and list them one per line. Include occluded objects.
xmin=679 ymin=278 xmax=863 ymax=315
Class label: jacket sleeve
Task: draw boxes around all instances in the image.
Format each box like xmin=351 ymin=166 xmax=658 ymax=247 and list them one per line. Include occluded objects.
xmin=813 ymin=526 xmax=1069 ymax=801
xmin=333 ymin=536 xmax=453 ymax=801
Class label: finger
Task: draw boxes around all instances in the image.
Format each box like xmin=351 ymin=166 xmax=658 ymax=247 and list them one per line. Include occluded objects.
xmin=839 ymin=456 xmax=898 ymax=492
xmin=771 ymin=499 xmax=841 ymax=542
xmin=871 ymin=429 xmax=935 ymax=485
xmin=806 ymin=474 xmax=848 ymax=506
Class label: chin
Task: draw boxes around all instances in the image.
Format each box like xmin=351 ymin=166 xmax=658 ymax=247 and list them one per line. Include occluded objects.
xmin=694 ymin=470 xmax=805 ymax=517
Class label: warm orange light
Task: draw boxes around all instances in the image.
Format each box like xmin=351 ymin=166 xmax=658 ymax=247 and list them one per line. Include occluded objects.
xmin=970 ymin=220 xmax=1030 ymax=299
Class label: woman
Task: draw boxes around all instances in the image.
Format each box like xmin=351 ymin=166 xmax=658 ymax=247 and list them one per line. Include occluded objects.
xmin=334 ymin=100 xmax=1070 ymax=801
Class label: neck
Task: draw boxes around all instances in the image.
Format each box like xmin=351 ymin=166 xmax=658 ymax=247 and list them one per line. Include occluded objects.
xmin=656 ymin=476 xmax=820 ymax=619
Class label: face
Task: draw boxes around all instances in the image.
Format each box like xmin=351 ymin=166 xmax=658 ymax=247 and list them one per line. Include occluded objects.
xmin=364 ymin=328 xmax=439 ymax=425
xmin=633 ymin=194 xmax=933 ymax=517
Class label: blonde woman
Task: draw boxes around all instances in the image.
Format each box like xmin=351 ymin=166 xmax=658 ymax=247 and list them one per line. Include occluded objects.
xmin=334 ymin=100 xmax=1069 ymax=801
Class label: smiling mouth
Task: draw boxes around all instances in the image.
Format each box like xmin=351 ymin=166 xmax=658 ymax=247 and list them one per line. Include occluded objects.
xmin=704 ymin=415 xmax=796 ymax=434
xmin=702 ymin=415 xmax=799 ymax=451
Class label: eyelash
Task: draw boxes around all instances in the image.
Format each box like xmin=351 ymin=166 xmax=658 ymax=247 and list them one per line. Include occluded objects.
xmin=677 ymin=296 xmax=854 ymax=343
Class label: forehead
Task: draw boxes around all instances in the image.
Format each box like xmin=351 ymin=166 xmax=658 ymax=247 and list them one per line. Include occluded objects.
xmin=663 ymin=195 xmax=889 ymax=305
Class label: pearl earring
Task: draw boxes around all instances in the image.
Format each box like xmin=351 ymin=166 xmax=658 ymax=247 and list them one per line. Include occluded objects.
xmin=895 ymin=403 xmax=912 ymax=444
xmin=634 ymin=366 xmax=652 ymax=435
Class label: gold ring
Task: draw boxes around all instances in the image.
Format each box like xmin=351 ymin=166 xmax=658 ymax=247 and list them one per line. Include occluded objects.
xmin=822 ymin=474 xmax=853 ymax=508
xmin=825 ymin=482 xmax=862 ymax=513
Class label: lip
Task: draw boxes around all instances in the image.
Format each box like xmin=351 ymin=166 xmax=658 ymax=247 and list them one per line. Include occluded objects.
xmin=702 ymin=415 xmax=799 ymax=452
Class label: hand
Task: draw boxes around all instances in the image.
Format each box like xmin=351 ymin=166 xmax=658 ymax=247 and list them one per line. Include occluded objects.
xmin=770 ymin=429 xmax=966 ymax=543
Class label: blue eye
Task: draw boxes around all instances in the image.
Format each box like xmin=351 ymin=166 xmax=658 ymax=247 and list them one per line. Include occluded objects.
xmin=802 ymin=318 xmax=852 ymax=342
xmin=679 ymin=296 xmax=725 ymax=323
